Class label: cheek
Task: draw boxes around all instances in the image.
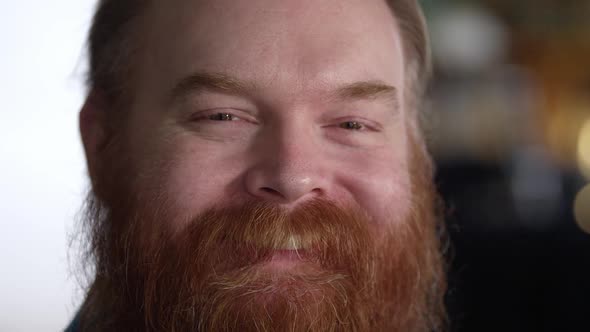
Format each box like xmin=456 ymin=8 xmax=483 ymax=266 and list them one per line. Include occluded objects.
xmin=335 ymin=132 xmax=412 ymax=228
xmin=355 ymin=159 xmax=412 ymax=228
xmin=135 ymin=134 xmax=246 ymax=229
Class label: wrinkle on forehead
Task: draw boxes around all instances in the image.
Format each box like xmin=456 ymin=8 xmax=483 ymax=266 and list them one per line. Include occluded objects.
xmin=138 ymin=0 xmax=406 ymax=108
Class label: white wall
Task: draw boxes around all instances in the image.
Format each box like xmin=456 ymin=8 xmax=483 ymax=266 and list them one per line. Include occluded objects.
xmin=0 ymin=0 xmax=96 ymax=330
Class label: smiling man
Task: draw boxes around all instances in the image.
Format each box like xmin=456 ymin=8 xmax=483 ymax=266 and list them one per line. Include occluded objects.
xmin=71 ymin=0 xmax=447 ymax=331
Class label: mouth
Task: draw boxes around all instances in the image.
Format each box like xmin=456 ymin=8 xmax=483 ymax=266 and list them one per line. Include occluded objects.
xmin=246 ymin=234 xmax=309 ymax=251
xmin=260 ymin=235 xmax=315 ymax=271
xmin=236 ymin=234 xmax=317 ymax=272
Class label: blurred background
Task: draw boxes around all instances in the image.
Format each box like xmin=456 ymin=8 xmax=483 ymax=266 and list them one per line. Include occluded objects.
xmin=421 ymin=1 xmax=590 ymax=331
xmin=0 ymin=1 xmax=93 ymax=331
xmin=0 ymin=0 xmax=589 ymax=331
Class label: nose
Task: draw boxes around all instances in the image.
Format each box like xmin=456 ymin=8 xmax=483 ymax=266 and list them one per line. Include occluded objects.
xmin=244 ymin=125 xmax=328 ymax=205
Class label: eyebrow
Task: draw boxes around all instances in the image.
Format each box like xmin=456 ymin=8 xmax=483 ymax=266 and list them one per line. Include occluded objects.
xmin=169 ymin=71 xmax=399 ymax=109
xmin=336 ymin=81 xmax=399 ymax=109
xmin=170 ymin=72 xmax=251 ymax=101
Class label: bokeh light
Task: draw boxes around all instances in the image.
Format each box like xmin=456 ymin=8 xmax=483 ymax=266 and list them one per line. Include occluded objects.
xmin=574 ymin=184 xmax=590 ymax=235
xmin=578 ymin=119 xmax=590 ymax=180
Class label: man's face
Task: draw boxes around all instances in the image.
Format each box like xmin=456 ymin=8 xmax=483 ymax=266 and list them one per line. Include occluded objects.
xmin=127 ymin=0 xmax=410 ymax=225
xmin=83 ymin=0 xmax=445 ymax=330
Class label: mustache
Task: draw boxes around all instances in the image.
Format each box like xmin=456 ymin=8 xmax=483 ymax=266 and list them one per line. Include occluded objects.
xmin=141 ymin=198 xmax=377 ymax=276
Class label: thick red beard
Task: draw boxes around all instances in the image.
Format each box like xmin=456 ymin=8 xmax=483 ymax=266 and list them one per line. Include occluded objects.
xmin=78 ymin=197 xmax=444 ymax=332
xmin=76 ymin=131 xmax=446 ymax=331
xmin=141 ymin=199 xmax=409 ymax=331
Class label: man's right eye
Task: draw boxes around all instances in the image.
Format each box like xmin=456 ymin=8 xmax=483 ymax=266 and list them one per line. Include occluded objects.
xmin=207 ymin=113 xmax=239 ymax=121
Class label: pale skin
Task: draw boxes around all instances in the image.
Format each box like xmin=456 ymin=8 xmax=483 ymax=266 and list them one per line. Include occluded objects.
xmin=82 ymin=0 xmax=412 ymax=246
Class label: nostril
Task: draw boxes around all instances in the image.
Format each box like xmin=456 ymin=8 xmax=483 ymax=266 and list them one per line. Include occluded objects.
xmin=311 ymin=188 xmax=323 ymax=195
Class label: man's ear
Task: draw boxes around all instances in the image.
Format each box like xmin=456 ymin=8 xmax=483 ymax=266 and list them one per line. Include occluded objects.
xmin=79 ymin=89 xmax=109 ymax=183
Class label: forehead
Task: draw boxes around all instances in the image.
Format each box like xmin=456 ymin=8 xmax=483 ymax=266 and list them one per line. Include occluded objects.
xmin=138 ymin=0 xmax=405 ymax=100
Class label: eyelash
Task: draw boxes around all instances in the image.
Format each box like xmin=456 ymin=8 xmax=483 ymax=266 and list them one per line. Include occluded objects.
xmin=190 ymin=111 xmax=249 ymax=123
xmin=339 ymin=121 xmax=365 ymax=131
xmin=206 ymin=112 xmax=241 ymax=121
xmin=192 ymin=112 xmax=375 ymax=132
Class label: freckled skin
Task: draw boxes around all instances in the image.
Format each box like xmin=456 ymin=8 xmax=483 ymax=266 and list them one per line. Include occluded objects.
xmin=126 ymin=0 xmax=411 ymax=231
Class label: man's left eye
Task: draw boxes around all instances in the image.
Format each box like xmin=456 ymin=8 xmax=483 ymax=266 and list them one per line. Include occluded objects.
xmin=207 ymin=113 xmax=240 ymax=121
xmin=339 ymin=121 xmax=364 ymax=130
